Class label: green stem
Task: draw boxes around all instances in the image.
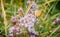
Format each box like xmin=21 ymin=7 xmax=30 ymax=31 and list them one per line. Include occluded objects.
xmin=1 ymin=0 xmax=8 ymax=37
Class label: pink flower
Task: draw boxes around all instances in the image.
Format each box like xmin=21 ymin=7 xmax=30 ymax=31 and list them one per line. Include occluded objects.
xmin=9 ymin=26 xmax=22 ymax=37
xmin=53 ymin=17 xmax=60 ymax=24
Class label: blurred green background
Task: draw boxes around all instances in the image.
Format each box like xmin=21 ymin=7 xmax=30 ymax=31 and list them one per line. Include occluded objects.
xmin=0 ymin=0 xmax=60 ymax=37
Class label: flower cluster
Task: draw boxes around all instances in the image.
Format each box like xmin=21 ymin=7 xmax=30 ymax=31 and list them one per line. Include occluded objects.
xmin=53 ymin=17 xmax=60 ymax=25
xmin=9 ymin=26 xmax=22 ymax=37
